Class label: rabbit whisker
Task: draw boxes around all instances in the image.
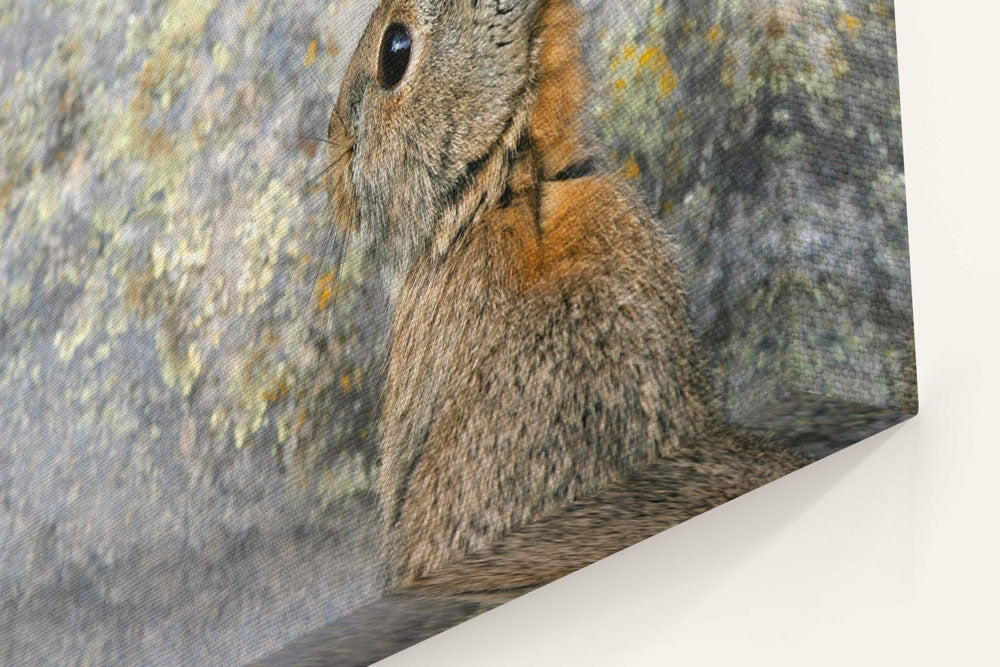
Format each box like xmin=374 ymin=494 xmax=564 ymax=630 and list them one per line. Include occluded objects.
xmin=304 ymin=193 xmax=348 ymax=320
xmin=304 ymin=147 xmax=352 ymax=191
xmin=286 ymin=132 xmax=337 ymax=146
xmin=335 ymin=110 xmax=349 ymax=136
xmin=306 ymin=64 xmax=337 ymax=110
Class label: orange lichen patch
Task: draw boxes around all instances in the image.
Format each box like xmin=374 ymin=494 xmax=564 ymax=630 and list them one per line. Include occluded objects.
xmin=659 ymin=68 xmax=678 ymax=98
xmin=637 ymin=45 xmax=664 ymax=70
xmin=262 ymin=378 xmax=288 ymax=403
xmin=314 ymin=270 xmax=338 ymax=311
xmin=621 ymin=154 xmax=641 ymax=181
xmin=318 ymin=284 xmax=334 ymax=310
xmin=611 ymin=41 xmax=678 ymax=101
xmin=838 ymin=12 xmax=862 ymax=37
xmin=340 ymin=373 xmax=352 ymax=392
xmin=304 ymin=38 xmax=318 ymax=66
xmin=706 ymin=24 xmax=725 ymax=46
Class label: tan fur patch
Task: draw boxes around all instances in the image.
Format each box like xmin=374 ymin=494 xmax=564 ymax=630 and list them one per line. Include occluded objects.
xmin=530 ymin=0 xmax=591 ymax=178
xmin=490 ymin=177 xmax=619 ymax=293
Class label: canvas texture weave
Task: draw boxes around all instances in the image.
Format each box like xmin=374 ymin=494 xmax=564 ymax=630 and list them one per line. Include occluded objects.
xmin=0 ymin=1 xmax=915 ymax=664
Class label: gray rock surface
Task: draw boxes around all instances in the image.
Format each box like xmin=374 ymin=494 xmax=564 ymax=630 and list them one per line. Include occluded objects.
xmin=580 ymin=0 xmax=916 ymax=420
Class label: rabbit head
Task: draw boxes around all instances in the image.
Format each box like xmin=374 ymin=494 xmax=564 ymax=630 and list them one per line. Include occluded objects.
xmin=327 ymin=0 xmax=547 ymax=294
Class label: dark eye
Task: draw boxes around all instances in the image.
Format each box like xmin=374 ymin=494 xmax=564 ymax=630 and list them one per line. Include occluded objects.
xmin=378 ymin=23 xmax=412 ymax=89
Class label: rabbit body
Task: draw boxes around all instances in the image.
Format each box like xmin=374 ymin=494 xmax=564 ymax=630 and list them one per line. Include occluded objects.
xmin=328 ymin=0 xmax=803 ymax=591
xmin=379 ymin=171 xmax=717 ymax=586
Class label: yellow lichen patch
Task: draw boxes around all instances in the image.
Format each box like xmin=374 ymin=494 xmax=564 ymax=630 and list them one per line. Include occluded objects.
xmin=262 ymin=378 xmax=288 ymax=404
xmin=826 ymin=44 xmax=850 ymax=78
xmin=340 ymin=372 xmax=351 ymax=392
xmin=613 ymin=42 xmax=678 ymax=101
xmin=663 ymin=200 xmax=674 ymax=214
xmin=314 ymin=270 xmax=338 ymax=311
xmin=838 ymin=12 xmax=862 ymax=37
xmin=304 ymin=38 xmax=318 ymax=67
xmin=706 ymin=24 xmax=725 ymax=46
xmin=621 ymin=154 xmax=640 ymax=181
xmin=637 ymin=45 xmax=665 ymax=70
xmin=319 ymin=284 xmax=333 ymax=310
xmin=659 ymin=68 xmax=678 ymax=99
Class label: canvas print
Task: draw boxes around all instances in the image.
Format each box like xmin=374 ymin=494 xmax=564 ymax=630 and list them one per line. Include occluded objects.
xmin=0 ymin=0 xmax=915 ymax=664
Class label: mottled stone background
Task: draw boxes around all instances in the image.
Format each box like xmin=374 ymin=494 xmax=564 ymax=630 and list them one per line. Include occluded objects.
xmin=0 ymin=0 xmax=914 ymax=664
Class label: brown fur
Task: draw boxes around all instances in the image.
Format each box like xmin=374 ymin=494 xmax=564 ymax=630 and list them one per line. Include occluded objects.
xmin=328 ymin=0 xmax=806 ymax=592
xmin=409 ymin=429 xmax=805 ymax=593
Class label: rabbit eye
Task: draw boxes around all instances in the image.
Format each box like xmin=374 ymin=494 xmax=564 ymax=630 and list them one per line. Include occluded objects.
xmin=378 ymin=23 xmax=412 ymax=89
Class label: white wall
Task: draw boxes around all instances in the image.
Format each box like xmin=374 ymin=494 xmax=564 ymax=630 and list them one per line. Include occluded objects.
xmin=381 ymin=1 xmax=1000 ymax=664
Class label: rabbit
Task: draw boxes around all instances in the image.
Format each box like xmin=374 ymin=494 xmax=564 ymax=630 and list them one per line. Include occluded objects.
xmin=325 ymin=0 xmax=807 ymax=593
